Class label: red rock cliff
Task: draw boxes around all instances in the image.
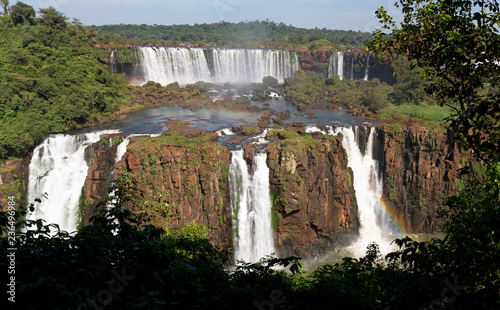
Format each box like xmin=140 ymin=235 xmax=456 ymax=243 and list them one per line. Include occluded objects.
xmin=265 ymin=130 xmax=359 ymax=257
xmin=113 ymin=131 xmax=233 ymax=249
xmin=375 ymin=124 xmax=474 ymax=233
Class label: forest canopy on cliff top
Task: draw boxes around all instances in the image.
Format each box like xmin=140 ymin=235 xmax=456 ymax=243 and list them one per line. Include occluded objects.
xmin=93 ymin=20 xmax=373 ymax=48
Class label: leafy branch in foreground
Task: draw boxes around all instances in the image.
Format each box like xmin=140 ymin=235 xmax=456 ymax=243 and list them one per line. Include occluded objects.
xmin=367 ymin=0 xmax=500 ymax=163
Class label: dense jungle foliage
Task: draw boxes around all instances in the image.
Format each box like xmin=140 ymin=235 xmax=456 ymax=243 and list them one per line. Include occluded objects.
xmin=0 ymin=4 xmax=128 ymax=159
xmin=93 ymin=20 xmax=373 ymax=49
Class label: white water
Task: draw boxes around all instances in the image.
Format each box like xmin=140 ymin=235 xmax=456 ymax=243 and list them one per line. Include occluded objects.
xmin=328 ymin=51 xmax=344 ymax=80
xmin=305 ymin=125 xmax=327 ymax=135
xmin=27 ymin=131 xmax=118 ymax=232
xmin=212 ymin=49 xmax=298 ymax=84
xmin=216 ymin=128 xmax=237 ymax=136
xmin=138 ymin=46 xmax=212 ymax=86
xmin=306 ymin=125 xmax=394 ymax=256
xmin=229 ymin=149 xmax=276 ymax=263
xmin=114 ymin=133 xmax=160 ymax=163
xmin=252 ymin=129 xmax=270 ymax=145
xmin=328 ymin=52 xmax=370 ymax=81
xmin=364 ymin=55 xmax=370 ymax=81
xmin=137 ymin=47 xmax=298 ymax=85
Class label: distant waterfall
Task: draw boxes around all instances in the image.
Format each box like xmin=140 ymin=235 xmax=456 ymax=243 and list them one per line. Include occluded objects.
xmin=137 ymin=46 xmax=212 ymax=86
xmin=328 ymin=51 xmax=344 ymax=80
xmin=229 ymin=149 xmax=275 ymax=263
xmin=328 ymin=52 xmax=370 ymax=81
xmin=364 ymin=55 xmax=370 ymax=81
xmin=212 ymin=49 xmax=298 ymax=84
xmin=136 ymin=47 xmax=298 ymax=85
xmin=27 ymin=131 xmax=117 ymax=233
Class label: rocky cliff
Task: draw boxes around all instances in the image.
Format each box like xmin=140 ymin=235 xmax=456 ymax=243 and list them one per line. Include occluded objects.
xmin=7 ymin=122 xmax=478 ymax=258
xmin=0 ymin=158 xmax=29 ymax=211
xmin=375 ymin=124 xmax=475 ymax=234
xmin=80 ymin=137 xmax=119 ymax=227
xmin=265 ymin=129 xmax=359 ymax=257
xmin=112 ymin=129 xmax=233 ymax=249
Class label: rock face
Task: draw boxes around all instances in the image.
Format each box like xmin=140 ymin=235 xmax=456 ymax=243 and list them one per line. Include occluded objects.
xmin=266 ymin=131 xmax=359 ymax=257
xmin=375 ymin=124 xmax=471 ymax=233
xmin=8 ymin=122 xmax=476 ymax=258
xmin=113 ymin=131 xmax=233 ymax=249
xmin=0 ymin=158 xmax=30 ymax=210
xmin=298 ymin=50 xmax=331 ymax=72
xmin=80 ymin=139 xmax=118 ymax=226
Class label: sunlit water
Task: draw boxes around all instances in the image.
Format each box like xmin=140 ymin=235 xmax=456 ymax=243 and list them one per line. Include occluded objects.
xmin=75 ymin=98 xmax=373 ymax=136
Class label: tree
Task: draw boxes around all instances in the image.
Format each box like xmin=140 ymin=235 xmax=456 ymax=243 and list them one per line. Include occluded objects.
xmin=367 ymin=0 xmax=500 ymax=163
xmin=38 ymin=7 xmax=67 ymax=29
xmin=361 ymin=88 xmax=386 ymax=113
xmin=0 ymin=0 xmax=10 ymax=16
xmin=10 ymin=1 xmax=35 ymax=25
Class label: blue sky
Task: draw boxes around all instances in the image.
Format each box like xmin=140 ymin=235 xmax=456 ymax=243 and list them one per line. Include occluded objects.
xmin=26 ymin=0 xmax=402 ymax=32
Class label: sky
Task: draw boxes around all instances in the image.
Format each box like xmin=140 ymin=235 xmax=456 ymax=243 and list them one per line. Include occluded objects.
xmin=25 ymin=0 xmax=403 ymax=32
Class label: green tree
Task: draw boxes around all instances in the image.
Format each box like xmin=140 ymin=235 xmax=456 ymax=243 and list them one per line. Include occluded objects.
xmin=9 ymin=1 xmax=34 ymax=25
xmin=361 ymin=88 xmax=386 ymax=113
xmin=38 ymin=7 xmax=67 ymax=29
xmin=367 ymin=0 xmax=500 ymax=163
xmin=0 ymin=0 xmax=10 ymax=16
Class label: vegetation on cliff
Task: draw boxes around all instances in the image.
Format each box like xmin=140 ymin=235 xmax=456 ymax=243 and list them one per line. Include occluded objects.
xmin=93 ymin=20 xmax=372 ymax=49
xmin=368 ymin=0 xmax=500 ymax=164
xmin=0 ymin=4 xmax=128 ymax=159
xmin=284 ymin=69 xmax=453 ymax=127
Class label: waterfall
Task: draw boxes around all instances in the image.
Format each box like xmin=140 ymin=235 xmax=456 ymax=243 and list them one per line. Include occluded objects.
xmin=136 ymin=47 xmax=298 ymax=85
xmin=212 ymin=49 xmax=298 ymax=84
xmin=216 ymin=128 xmax=237 ymax=136
xmin=110 ymin=51 xmax=115 ymax=64
xmin=137 ymin=46 xmax=212 ymax=86
xmin=229 ymin=149 xmax=275 ymax=263
xmin=364 ymin=55 xmax=370 ymax=81
xmin=27 ymin=131 xmax=117 ymax=233
xmin=110 ymin=51 xmax=117 ymax=74
xmin=322 ymin=126 xmax=393 ymax=256
xmin=328 ymin=51 xmax=344 ymax=80
xmin=350 ymin=54 xmax=354 ymax=80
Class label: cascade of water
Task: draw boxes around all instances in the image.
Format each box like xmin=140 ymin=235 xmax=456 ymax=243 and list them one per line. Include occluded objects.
xmin=216 ymin=128 xmax=237 ymax=136
xmin=110 ymin=51 xmax=115 ymax=65
xmin=350 ymin=54 xmax=354 ymax=80
xmin=138 ymin=46 xmax=212 ymax=86
xmin=337 ymin=51 xmax=344 ymax=81
xmin=327 ymin=53 xmax=335 ymax=78
xmin=364 ymin=55 xmax=370 ymax=81
xmin=212 ymin=49 xmax=298 ymax=84
xmin=110 ymin=51 xmax=117 ymax=74
xmin=327 ymin=51 xmax=345 ymax=80
xmin=325 ymin=126 xmax=393 ymax=256
xmin=27 ymin=131 xmax=118 ymax=232
xmin=137 ymin=47 xmax=298 ymax=85
xmin=229 ymin=149 xmax=275 ymax=263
